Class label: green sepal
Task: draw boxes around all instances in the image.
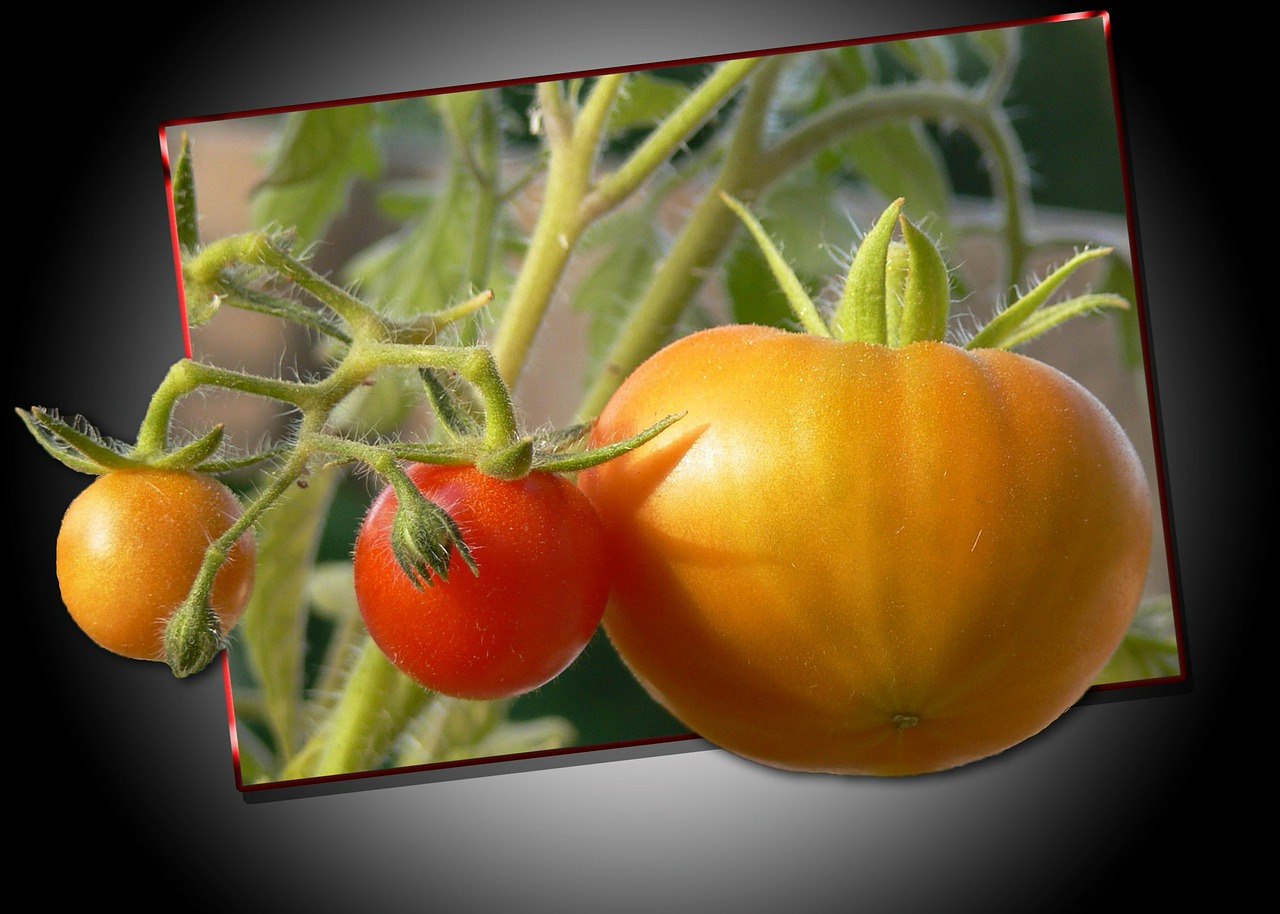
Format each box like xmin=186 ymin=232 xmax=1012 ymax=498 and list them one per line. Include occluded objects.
xmin=475 ymin=436 xmax=534 ymax=481
xmin=965 ymin=247 xmax=1114 ymax=350
xmin=216 ymin=283 xmax=353 ymax=343
xmin=882 ymin=241 xmax=909 ymax=345
xmin=151 ymin=424 xmax=226 ymax=470
xmin=533 ymin=412 xmax=684 ymax=474
xmin=831 ymin=198 xmax=903 ymax=344
xmin=386 ymin=466 xmax=478 ymax=588
xmin=172 ymin=132 xmax=200 ymax=253
xmin=533 ymin=421 xmax=595 ymax=456
xmin=193 ymin=444 xmax=292 ymax=475
xmin=987 ymin=293 xmax=1130 ymax=351
xmin=382 ymin=440 xmax=477 ymax=466
xmin=164 ymin=591 xmax=224 ymax=678
xmin=17 ymin=407 xmax=141 ymax=474
xmin=719 ymin=192 xmax=831 ymax=338
xmin=896 ymin=214 xmax=951 ymax=345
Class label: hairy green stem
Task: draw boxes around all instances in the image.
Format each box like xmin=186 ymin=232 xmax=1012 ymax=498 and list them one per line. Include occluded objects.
xmin=296 ymin=637 xmax=434 ymax=778
xmin=579 ymin=56 xmax=786 ymax=416
xmin=492 ymin=62 xmax=760 ymax=387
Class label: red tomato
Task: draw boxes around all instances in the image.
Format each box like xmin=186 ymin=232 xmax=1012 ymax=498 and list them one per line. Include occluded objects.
xmin=577 ymin=324 xmax=1153 ymax=776
xmin=353 ymin=463 xmax=610 ymax=700
xmin=56 ymin=469 xmax=256 ymax=662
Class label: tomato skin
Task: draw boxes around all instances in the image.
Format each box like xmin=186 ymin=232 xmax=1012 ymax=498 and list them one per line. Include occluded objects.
xmin=352 ymin=463 xmax=610 ymax=700
xmin=577 ymin=324 xmax=1153 ymax=776
xmin=55 ymin=469 xmax=256 ymax=662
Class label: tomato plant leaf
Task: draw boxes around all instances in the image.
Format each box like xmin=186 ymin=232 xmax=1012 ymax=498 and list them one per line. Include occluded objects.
xmin=344 ymin=170 xmax=478 ymax=320
xmin=840 ymin=122 xmax=954 ymax=250
xmin=252 ymin=105 xmax=384 ymax=242
xmin=725 ymin=240 xmax=802 ymax=330
xmin=606 ymin=72 xmax=693 ymax=136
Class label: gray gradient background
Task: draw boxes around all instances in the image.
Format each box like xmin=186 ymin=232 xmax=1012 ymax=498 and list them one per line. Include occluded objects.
xmin=13 ymin=2 xmax=1262 ymax=910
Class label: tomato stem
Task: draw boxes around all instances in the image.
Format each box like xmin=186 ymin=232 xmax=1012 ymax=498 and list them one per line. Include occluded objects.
xmin=298 ymin=637 xmax=434 ymax=778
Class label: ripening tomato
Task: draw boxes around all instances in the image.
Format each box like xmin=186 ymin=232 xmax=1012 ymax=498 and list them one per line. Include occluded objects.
xmin=352 ymin=463 xmax=610 ymax=700
xmin=56 ymin=468 xmax=256 ymax=662
xmin=577 ymin=324 xmax=1153 ymax=776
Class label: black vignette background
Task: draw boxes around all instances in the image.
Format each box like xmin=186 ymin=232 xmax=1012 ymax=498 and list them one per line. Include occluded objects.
xmin=11 ymin=2 xmax=1265 ymax=910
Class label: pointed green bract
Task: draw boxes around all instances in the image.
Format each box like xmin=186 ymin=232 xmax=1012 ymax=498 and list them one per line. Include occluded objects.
xmin=896 ymin=215 xmax=951 ymax=345
xmin=965 ymin=247 xmax=1114 ymax=350
xmin=719 ymin=192 xmax=831 ymax=338
xmin=831 ymin=198 xmax=903 ymax=344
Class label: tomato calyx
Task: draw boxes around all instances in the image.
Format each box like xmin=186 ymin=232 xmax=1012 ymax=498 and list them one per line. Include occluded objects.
xmin=722 ymin=192 xmax=1132 ymax=352
xmin=379 ymin=459 xmax=479 ymax=588
xmin=364 ymin=361 xmax=682 ymax=589
xmin=164 ymin=591 xmax=229 ymax=678
xmin=17 ymin=406 xmax=281 ymax=477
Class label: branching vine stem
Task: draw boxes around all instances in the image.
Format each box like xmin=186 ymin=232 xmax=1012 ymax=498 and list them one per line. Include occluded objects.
xmin=578 ymin=70 xmax=1033 ymax=417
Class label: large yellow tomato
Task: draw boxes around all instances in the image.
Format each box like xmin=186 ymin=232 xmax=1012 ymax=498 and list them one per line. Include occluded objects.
xmin=577 ymin=324 xmax=1152 ymax=776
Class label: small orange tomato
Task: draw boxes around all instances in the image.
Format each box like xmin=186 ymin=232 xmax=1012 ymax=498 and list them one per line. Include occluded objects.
xmin=56 ymin=469 xmax=256 ymax=661
xmin=578 ymin=324 xmax=1152 ymax=776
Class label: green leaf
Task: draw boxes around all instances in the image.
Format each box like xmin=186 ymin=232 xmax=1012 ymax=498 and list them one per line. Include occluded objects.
xmin=725 ymin=240 xmax=800 ymax=330
xmin=607 ymin=71 xmax=694 ymax=136
xmin=343 ymin=169 xmax=475 ymax=319
xmin=17 ymin=407 xmax=139 ymax=474
xmin=839 ymin=122 xmax=954 ymax=249
xmin=251 ymin=105 xmax=384 ymax=242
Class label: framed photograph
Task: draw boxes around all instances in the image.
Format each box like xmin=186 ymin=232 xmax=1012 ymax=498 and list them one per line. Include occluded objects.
xmin=105 ymin=11 xmax=1178 ymax=793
